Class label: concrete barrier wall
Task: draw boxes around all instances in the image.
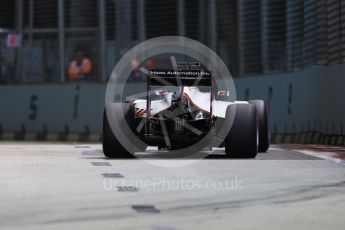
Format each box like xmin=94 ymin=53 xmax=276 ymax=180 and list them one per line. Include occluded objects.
xmin=0 ymin=84 xmax=105 ymax=134
xmin=0 ymin=64 xmax=344 ymax=142
xmin=235 ymin=65 xmax=345 ymax=136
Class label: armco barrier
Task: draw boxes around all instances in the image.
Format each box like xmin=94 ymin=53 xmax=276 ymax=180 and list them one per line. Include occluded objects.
xmin=1 ymin=64 xmax=345 ymax=145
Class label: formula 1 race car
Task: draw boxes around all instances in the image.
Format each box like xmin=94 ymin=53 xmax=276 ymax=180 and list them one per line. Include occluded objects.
xmin=103 ymin=63 xmax=269 ymax=158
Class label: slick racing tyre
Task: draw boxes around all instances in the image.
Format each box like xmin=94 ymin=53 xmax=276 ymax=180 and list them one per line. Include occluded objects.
xmin=248 ymin=100 xmax=270 ymax=152
xmin=224 ymin=104 xmax=258 ymax=158
xmin=102 ymin=102 xmax=146 ymax=158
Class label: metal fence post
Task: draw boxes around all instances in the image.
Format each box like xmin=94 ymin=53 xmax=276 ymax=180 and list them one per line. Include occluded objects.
xmin=261 ymin=0 xmax=268 ymax=73
xmin=58 ymin=0 xmax=65 ymax=82
xmin=198 ymin=0 xmax=206 ymax=44
xmin=98 ymin=0 xmax=106 ymax=82
xmin=238 ymin=0 xmax=244 ymax=75
xmin=138 ymin=0 xmax=146 ymax=41
xmin=15 ymin=0 xmax=23 ymax=83
xmin=28 ymin=0 xmax=34 ymax=81
xmin=116 ymin=0 xmax=132 ymax=63
xmin=177 ymin=0 xmax=186 ymax=60
xmin=178 ymin=0 xmax=185 ymax=36
xmin=209 ymin=0 xmax=217 ymax=52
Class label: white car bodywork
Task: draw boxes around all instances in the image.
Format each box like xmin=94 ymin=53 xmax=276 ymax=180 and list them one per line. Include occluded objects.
xmin=134 ymin=86 xmax=248 ymax=118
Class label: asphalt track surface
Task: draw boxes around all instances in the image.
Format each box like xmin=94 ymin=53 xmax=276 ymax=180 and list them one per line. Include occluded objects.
xmin=1 ymin=142 xmax=345 ymax=230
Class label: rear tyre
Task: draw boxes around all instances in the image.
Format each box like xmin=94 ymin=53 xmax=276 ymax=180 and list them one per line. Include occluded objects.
xmin=102 ymin=103 xmax=146 ymax=158
xmin=224 ymin=104 xmax=258 ymax=158
xmin=248 ymin=100 xmax=270 ymax=152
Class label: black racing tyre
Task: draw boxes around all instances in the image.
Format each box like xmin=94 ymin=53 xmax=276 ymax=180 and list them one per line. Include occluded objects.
xmin=102 ymin=103 xmax=146 ymax=158
xmin=248 ymin=100 xmax=270 ymax=152
xmin=224 ymin=104 xmax=258 ymax=158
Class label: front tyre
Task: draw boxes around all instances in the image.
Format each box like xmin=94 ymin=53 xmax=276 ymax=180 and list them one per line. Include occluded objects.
xmin=224 ymin=104 xmax=258 ymax=158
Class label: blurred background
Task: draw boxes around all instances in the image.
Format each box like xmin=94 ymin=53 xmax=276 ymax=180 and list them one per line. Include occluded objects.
xmin=0 ymin=0 xmax=344 ymax=143
xmin=0 ymin=0 xmax=343 ymax=83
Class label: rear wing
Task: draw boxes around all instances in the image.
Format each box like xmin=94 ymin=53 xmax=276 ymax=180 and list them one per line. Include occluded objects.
xmin=177 ymin=61 xmax=201 ymax=70
xmin=148 ymin=69 xmax=213 ymax=86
